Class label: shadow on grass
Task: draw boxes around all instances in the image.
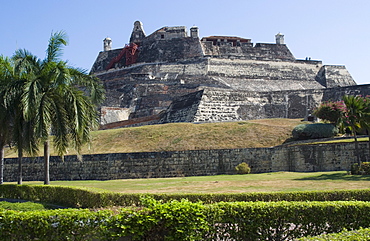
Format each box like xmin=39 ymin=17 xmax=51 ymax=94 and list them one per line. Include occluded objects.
xmin=295 ymin=172 xmax=370 ymax=181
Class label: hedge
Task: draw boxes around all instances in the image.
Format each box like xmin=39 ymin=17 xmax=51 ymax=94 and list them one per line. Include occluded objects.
xmin=297 ymin=227 xmax=370 ymax=240
xmin=2 ymin=199 xmax=370 ymax=240
xmin=0 ymin=209 xmax=112 ymax=241
xmin=292 ymin=123 xmax=338 ymax=140
xmin=2 ymin=184 xmax=370 ymax=208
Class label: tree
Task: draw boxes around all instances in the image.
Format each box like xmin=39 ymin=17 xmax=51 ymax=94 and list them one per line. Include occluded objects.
xmin=313 ymin=100 xmax=346 ymax=125
xmin=341 ymin=95 xmax=366 ymax=165
xmin=0 ymin=55 xmax=40 ymax=184
xmin=13 ymin=31 xmax=105 ymax=184
xmin=355 ymin=96 xmax=370 ymax=160
xmin=0 ymin=56 xmax=13 ymax=184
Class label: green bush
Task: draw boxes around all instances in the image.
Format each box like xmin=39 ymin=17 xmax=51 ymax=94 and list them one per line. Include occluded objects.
xmin=298 ymin=227 xmax=370 ymax=240
xmin=235 ymin=162 xmax=251 ymax=174
xmin=110 ymin=198 xmax=209 ymax=241
xmin=3 ymin=185 xmax=370 ymax=207
xmin=2 ymin=199 xmax=370 ymax=240
xmin=313 ymin=101 xmax=345 ymax=125
xmin=205 ymin=201 xmax=370 ymax=240
xmin=0 ymin=209 xmax=113 ymax=241
xmin=292 ymin=123 xmax=338 ymax=140
xmin=351 ymin=162 xmax=370 ymax=175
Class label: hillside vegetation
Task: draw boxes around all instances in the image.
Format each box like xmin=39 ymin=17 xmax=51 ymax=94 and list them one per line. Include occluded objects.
xmin=5 ymin=118 xmax=304 ymax=157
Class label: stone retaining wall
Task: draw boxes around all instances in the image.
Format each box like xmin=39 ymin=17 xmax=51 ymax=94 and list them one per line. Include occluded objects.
xmin=3 ymin=142 xmax=367 ymax=182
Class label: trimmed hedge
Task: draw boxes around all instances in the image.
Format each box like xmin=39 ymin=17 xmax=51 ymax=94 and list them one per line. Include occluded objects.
xmin=292 ymin=123 xmax=338 ymax=140
xmin=2 ymin=199 xmax=370 ymax=240
xmin=0 ymin=209 xmax=112 ymax=241
xmin=298 ymin=227 xmax=370 ymax=240
xmin=2 ymin=184 xmax=370 ymax=208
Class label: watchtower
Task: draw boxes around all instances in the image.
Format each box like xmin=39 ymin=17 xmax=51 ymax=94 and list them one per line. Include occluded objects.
xmin=190 ymin=26 xmax=199 ymax=38
xmin=130 ymin=21 xmax=146 ymax=44
xmin=103 ymin=37 xmax=112 ymax=51
xmin=275 ymin=32 xmax=284 ymax=45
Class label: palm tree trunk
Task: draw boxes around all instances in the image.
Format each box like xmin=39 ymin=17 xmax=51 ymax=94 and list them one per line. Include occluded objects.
xmin=18 ymin=147 xmax=22 ymax=185
xmin=354 ymin=130 xmax=361 ymax=165
xmin=0 ymin=145 xmax=4 ymax=184
xmin=44 ymin=140 xmax=50 ymax=185
xmin=367 ymin=129 xmax=370 ymax=162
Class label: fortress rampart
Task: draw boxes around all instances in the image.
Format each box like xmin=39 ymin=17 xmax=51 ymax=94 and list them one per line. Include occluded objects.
xmin=2 ymin=142 xmax=367 ymax=182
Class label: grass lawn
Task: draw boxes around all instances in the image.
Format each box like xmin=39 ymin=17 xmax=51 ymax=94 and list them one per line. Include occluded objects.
xmin=4 ymin=119 xmax=306 ymax=157
xmin=11 ymin=171 xmax=370 ymax=194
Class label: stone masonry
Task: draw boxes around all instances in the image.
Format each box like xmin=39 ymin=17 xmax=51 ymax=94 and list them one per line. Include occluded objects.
xmin=2 ymin=142 xmax=367 ymax=182
xmin=91 ymin=21 xmax=357 ymax=127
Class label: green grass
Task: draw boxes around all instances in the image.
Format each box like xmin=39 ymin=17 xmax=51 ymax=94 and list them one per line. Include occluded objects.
xmin=0 ymin=201 xmax=53 ymax=211
xmin=4 ymin=118 xmax=306 ymax=157
xmin=5 ymin=118 xmax=369 ymax=157
xmin=308 ymin=137 xmax=369 ymax=145
xmin=11 ymin=171 xmax=370 ymax=194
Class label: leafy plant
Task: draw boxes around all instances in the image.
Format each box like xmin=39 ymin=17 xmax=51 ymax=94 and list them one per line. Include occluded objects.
xmin=292 ymin=123 xmax=338 ymax=140
xmin=298 ymin=227 xmax=370 ymax=240
xmin=110 ymin=197 xmax=209 ymax=241
xmin=351 ymin=162 xmax=370 ymax=175
xmin=235 ymin=162 xmax=251 ymax=174
xmin=313 ymin=101 xmax=346 ymax=125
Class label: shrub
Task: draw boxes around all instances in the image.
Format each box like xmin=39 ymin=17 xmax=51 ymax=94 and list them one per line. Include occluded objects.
xmin=110 ymin=198 xmax=209 ymax=241
xmin=4 ymin=185 xmax=370 ymax=207
xmin=351 ymin=162 xmax=370 ymax=175
xmin=292 ymin=123 xmax=338 ymax=140
xmin=298 ymin=227 xmax=370 ymax=240
xmin=3 ymin=196 xmax=370 ymax=240
xmin=0 ymin=209 xmax=113 ymax=241
xmin=235 ymin=162 xmax=251 ymax=174
xmin=313 ymin=101 xmax=346 ymax=125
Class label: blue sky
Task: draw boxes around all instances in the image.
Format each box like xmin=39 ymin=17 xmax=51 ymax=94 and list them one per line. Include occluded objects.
xmin=1 ymin=0 xmax=369 ymax=84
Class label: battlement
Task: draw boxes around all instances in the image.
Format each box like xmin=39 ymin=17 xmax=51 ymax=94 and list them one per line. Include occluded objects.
xmin=91 ymin=21 xmax=300 ymax=73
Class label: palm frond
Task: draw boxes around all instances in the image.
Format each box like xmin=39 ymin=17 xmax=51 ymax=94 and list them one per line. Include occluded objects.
xmin=46 ymin=30 xmax=68 ymax=63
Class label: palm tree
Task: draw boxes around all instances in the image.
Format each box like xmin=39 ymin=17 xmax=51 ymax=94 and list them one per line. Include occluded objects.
xmin=342 ymin=95 xmax=366 ymax=165
xmin=13 ymin=31 xmax=104 ymax=185
xmin=357 ymin=96 xmax=370 ymax=160
xmin=0 ymin=55 xmax=40 ymax=184
xmin=0 ymin=56 xmax=13 ymax=184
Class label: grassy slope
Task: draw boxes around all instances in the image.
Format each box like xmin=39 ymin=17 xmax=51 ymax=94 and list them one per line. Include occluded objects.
xmin=5 ymin=118 xmax=305 ymax=157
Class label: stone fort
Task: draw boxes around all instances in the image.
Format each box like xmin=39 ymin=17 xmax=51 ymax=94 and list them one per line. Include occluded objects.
xmin=92 ymin=21 xmax=365 ymax=128
xmin=4 ymin=23 xmax=370 ymax=182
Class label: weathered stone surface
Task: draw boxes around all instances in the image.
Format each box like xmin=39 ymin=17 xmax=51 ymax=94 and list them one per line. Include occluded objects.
xmin=91 ymin=21 xmax=357 ymax=126
xmin=163 ymin=84 xmax=370 ymax=123
xmin=3 ymin=142 xmax=366 ymax=182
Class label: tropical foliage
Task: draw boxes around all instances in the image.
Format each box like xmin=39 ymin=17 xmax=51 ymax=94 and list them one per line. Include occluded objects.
xmin=0 ymin=31 xmax=104 ymax=184
xmin=314 ymin=95 xmax=370 ymax=165
xmin=313 ymin=100 xmax=346 ymax=125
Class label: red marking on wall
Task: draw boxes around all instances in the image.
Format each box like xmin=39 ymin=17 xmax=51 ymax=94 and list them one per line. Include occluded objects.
xmin=106 ymin=43 xmax=139 ymax=70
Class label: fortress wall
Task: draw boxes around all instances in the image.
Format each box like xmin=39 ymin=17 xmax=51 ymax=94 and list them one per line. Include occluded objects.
xmin=201 ymin=42 xmax=296 ymax=61
xmin=159 ymin=90 xmax=204 ymax=123
xmin=208 ymin=58 xmax=323 ymax=81
xmin=137 ymin=38 xmax=203 ymax=63
xmin=190 ymin=85 xmax=370 ymax=123
xmin=3 ymin=142 xmax=366 ymax=182
xmin=322 ymin=65 xmax=356 ymax=88
xmin=193 ymin=89 xmax=325 ymax=122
